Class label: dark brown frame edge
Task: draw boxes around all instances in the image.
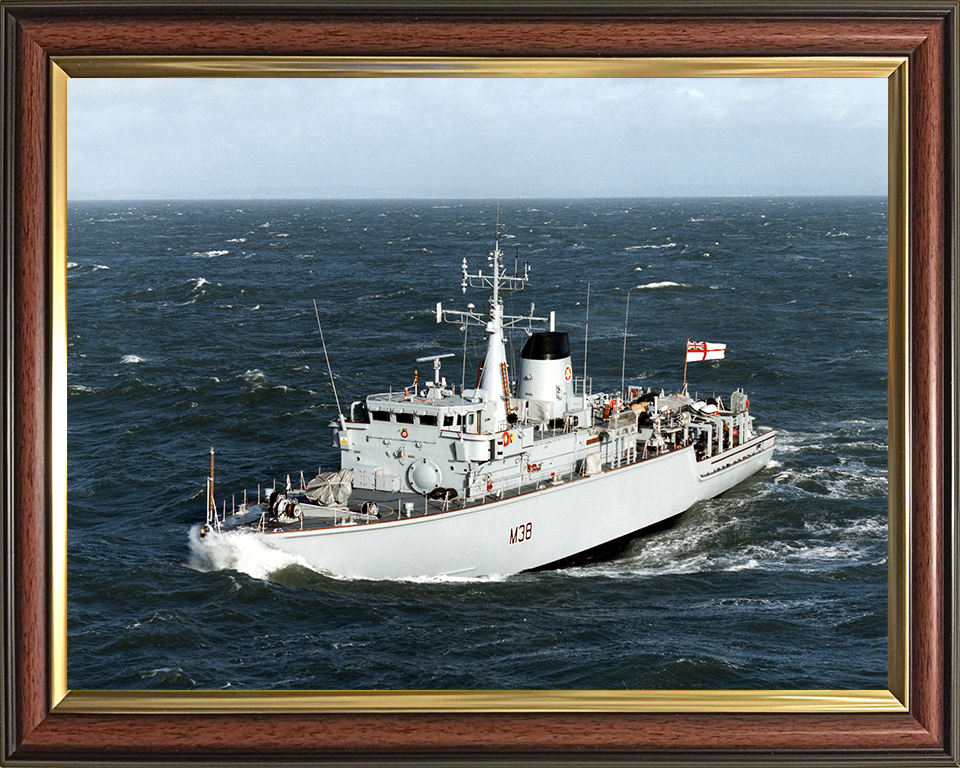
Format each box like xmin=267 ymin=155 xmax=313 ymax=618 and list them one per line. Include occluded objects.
xmin=1 ymin=2 xmax=957 ymax=766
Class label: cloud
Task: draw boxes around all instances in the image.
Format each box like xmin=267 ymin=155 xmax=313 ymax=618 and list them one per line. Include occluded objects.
xmin=67 ymin=77 xmax=887 ymax=199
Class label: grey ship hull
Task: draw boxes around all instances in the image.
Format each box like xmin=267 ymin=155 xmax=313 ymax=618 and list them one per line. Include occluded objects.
xmin=239 ymin=432 xmax=773 ymax=580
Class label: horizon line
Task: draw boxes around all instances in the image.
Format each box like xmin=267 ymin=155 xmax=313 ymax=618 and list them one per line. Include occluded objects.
xmin=67 ymin=193 xmax=889 ymax=203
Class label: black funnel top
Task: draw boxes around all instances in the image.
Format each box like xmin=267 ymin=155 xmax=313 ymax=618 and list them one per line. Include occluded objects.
xmin=520 ymin=332 xmax=571 ymax=361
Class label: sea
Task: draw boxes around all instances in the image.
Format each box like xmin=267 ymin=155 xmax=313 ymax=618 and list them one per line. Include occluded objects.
xmin=66 ymin=198 xmax=888 ymax=691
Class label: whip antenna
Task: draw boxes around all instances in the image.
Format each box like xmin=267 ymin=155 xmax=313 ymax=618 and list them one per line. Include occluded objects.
xmin=313 ymin=299 xmax=344 ymax=420
xmin=582 ymin=282 xmax=590 ymax=386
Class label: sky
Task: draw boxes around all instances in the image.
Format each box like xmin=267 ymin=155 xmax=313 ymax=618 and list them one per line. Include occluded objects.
xmin=67 ymin=77 xmax=887 ymax=200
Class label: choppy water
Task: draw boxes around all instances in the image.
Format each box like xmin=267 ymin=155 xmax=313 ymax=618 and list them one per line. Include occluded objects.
xmin=67 ymin=198 xmax=887 ymax=690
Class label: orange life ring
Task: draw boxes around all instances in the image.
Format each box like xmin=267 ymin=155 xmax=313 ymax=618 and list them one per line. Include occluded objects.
xmin=400 ymin=428 xmax=409 ymax=438
xmin=486 ymin=479 xmax=493 ymax=492
xmin=564 ymin=365 xmax=572 ymax=382
xmin=501 ymin=431 xmax=511 ymax=446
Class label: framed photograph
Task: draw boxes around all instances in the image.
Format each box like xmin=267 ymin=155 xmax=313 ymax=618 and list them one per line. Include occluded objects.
xmin=2 ymin=2 xmax=957 ymax=765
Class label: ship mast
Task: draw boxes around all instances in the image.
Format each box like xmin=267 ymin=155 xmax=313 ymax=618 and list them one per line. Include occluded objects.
xmin=436 ymin=223 xmax=546 ymax=429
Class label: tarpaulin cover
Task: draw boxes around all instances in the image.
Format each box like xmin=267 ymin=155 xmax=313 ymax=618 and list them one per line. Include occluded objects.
xmin=305 ymin=469 xmax=354 ymax=505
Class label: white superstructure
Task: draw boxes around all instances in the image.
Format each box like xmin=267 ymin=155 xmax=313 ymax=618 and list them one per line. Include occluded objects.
xmin=200 ymin=230 xmax=775 ymax=580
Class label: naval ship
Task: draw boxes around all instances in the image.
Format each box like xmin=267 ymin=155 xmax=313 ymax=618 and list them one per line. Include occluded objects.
xmin=199 ymin=234 xmax=775 ymax=580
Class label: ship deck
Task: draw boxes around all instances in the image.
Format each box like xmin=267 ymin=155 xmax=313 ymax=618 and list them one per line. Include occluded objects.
xmin=228 ymin=478 xmax=565 ymax=534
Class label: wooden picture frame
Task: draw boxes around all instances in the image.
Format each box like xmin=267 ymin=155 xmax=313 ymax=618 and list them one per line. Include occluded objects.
xmin=2 ymin=2 xmax=957 ymax=765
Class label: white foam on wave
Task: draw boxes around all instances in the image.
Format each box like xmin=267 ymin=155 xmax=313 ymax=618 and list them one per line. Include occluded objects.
xmin=192 ymin=277 xmax=209 ymax=290
xmin=92 ymin=264 xmax=110 ymax=271
xmin=803 ymin=516 xmax=886 ymax=538
xmin=226 ymin=238 xmax=247 ymax=243
xmin=243 ymin=369 xmax=267 ymax=384
xmin=567 ymin=485 xmax=887 ymax=581
xmin=186 ymin=525 xmax=318 ymax=581
xmin=637 ymin=281 xmax=689 ymax=290
xmin=121 ymin=354 xmax=145 ymax=364
xmin=770 ymin=463 xmax=887 ymax=500
xmin=192 ymin=250 xmax=229 ymax=258
xmin=624 ymin=242 xmax=677 ymax=251
xmin=565 ymin=509 xmax=746 ymax=580
xmin=395 ymin=572 xmax=509 ymax=584
xmin=67 ymin=262 xmax=78 ymax=269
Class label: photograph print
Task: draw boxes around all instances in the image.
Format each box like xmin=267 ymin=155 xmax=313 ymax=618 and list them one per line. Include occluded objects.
xmin=65 ymin=75 xmax=889 ymax=691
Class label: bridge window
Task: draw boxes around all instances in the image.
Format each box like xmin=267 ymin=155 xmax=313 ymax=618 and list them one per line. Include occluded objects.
xmin=396 ymin=413 xmax=415 ymax=424
xmin=371 ymin=411 xmax=390 ymax=422
xmin=419 ymin=415 xmax=438 ymax=427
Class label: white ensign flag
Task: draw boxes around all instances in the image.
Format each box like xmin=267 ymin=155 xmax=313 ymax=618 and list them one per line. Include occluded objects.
xmin=686 ymin=341 xmax=726 ymax=362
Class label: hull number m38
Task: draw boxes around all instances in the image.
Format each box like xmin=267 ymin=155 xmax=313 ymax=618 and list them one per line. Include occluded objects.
xmin=509 ymin=522 xmax=533 ymax=545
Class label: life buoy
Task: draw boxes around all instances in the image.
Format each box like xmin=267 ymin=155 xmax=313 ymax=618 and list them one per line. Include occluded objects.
xmin=564 ymin=365 xmax=572 ymax=382
xmin=486 ymin=477 xmax=493 ymax=492
xmin=501 ymin=431 xmax=512 ymax=446
xmin=400 ymin=428 xmax=409 ymax=438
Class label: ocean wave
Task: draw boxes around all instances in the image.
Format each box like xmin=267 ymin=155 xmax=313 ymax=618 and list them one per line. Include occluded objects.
xmin=138 ymin=666 xmax=196 ymax=686
xmin=564 ymin=486 xmax=886 ymax=581
xmin=192 ymin=277 xmax=210 ymax=290
xmin=771 ymin=464 xmax=887 ymax=500
xmin=67 ymin=262 xmax=78 ymax=269
xmin=226 ymin=238 xmax=247 ymax=243
xmin=191 ymin=250 xmax=229 ymax=258
xmin=803 ymin=516 xmax=886 ymax=537
xmin=121 ymin=354 xmax=145 ymax=364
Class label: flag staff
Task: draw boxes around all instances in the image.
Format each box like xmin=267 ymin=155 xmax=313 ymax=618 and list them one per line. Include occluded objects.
xmin=682 ymin=338 xmax=689 ymax=396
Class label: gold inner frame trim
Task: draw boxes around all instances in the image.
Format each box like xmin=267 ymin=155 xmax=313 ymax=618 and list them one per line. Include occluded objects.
xmin=55 ymin=55 xmax=904 ymax=79
xmin=56 ymin=688 xmax=906 ymax=715
xmin=49 ymin=55 xmax=909 ymax=715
